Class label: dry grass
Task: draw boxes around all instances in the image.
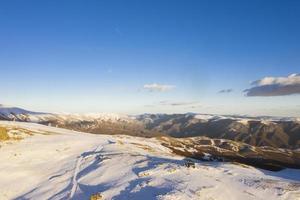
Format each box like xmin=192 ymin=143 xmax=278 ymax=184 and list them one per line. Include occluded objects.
xmin=0 ymin=125 xmax=54 ymax=144
xmin=117 ymin=140 xmax=124 ymax=145
xmin=16 ymin=128 xmax=34 ymax=136
xmin=0 ymin=127 xmax=9 ymax=141
xmin=90 ymin=193 xmax=103 ymax=200
xmin=231 ymin=162 xmax=251 ymax=169
xmin=130 ymin=142 xmax=156 ymax=153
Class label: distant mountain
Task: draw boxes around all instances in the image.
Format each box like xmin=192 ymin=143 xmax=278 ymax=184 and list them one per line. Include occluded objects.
xmin=137 ymin=114 xmax=300 ymax=149
xmin=0 ymin=105 xmax=299 ymax=149
xmin=0 ymin=105 xmax=162 ymax=137
xmin=0 ymin=104 xmax=48 ymax=121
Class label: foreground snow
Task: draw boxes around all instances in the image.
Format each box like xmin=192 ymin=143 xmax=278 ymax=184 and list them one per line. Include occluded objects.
xmin=0 ymin=121 xmax=299 ymax=200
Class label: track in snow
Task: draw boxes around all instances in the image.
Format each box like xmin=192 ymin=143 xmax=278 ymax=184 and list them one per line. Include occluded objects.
xmin=69 ymin=145 xmax=104 ymax=199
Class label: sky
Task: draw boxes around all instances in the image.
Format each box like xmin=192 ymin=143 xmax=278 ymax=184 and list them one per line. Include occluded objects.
xmin=0 ymin=0 xmax=300 ymax=117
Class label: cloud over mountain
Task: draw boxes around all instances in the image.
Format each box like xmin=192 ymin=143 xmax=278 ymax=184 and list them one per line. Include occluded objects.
xmin=244 ymin=73 xmax=300 ymax=96
xmin=143 ymin=83 xmax=175 ymax=92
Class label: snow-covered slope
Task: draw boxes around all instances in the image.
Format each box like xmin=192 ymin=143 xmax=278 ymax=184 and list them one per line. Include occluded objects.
xmin=0 ymin=121 xmax=299 ymax=200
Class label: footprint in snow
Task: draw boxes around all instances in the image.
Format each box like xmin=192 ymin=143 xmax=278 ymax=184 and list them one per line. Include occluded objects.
xmin=195 ymin=185 xmax=216 ymax=200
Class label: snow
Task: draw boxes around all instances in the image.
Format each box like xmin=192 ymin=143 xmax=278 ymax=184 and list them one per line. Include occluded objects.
xmin=238 ymin=119 xmax=249 ymax=126
xmin=238 ymin=118 xmax=274 ymax=126
xmin=194 ymin=114 xmax=220 ymax=121
xmin=0 ymin=121 xmax=299 ymax=200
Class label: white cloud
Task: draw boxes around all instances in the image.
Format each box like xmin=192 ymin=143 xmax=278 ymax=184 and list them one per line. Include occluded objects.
xmin=244 ymin=73 xmax=300 ymax=96
xmin=252 ymin=73 xmax=300 ymax=86
xmin=143 ymin=83 xmax=175 ymax=92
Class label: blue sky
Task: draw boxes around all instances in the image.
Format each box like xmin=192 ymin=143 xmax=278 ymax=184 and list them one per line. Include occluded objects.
xmin=0 ymin=0 xmax=300 ymax=116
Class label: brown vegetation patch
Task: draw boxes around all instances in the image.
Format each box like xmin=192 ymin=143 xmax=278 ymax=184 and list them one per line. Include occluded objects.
xmin=0 ymin=127 xmax=9 ymax=141
xmin=130 ymin=142 xmax=156 ymax=153
xmin=90 ymin=193 xmax=103 ymax=200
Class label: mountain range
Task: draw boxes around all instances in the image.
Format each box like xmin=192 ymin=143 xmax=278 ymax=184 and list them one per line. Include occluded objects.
xmin=1 ymin=105 xmax=299 ymax=149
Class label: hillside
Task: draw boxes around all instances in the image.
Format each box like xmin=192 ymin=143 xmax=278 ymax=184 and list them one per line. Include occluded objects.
xmin=0 ymin=121 xmax=299 ymax=200
xmin=138 ymin=114 xmax=300 ymax=149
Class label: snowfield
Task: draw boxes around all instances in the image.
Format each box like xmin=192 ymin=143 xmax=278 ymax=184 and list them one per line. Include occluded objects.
xmin=0 ymin=121 xmax=299 ymax=200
